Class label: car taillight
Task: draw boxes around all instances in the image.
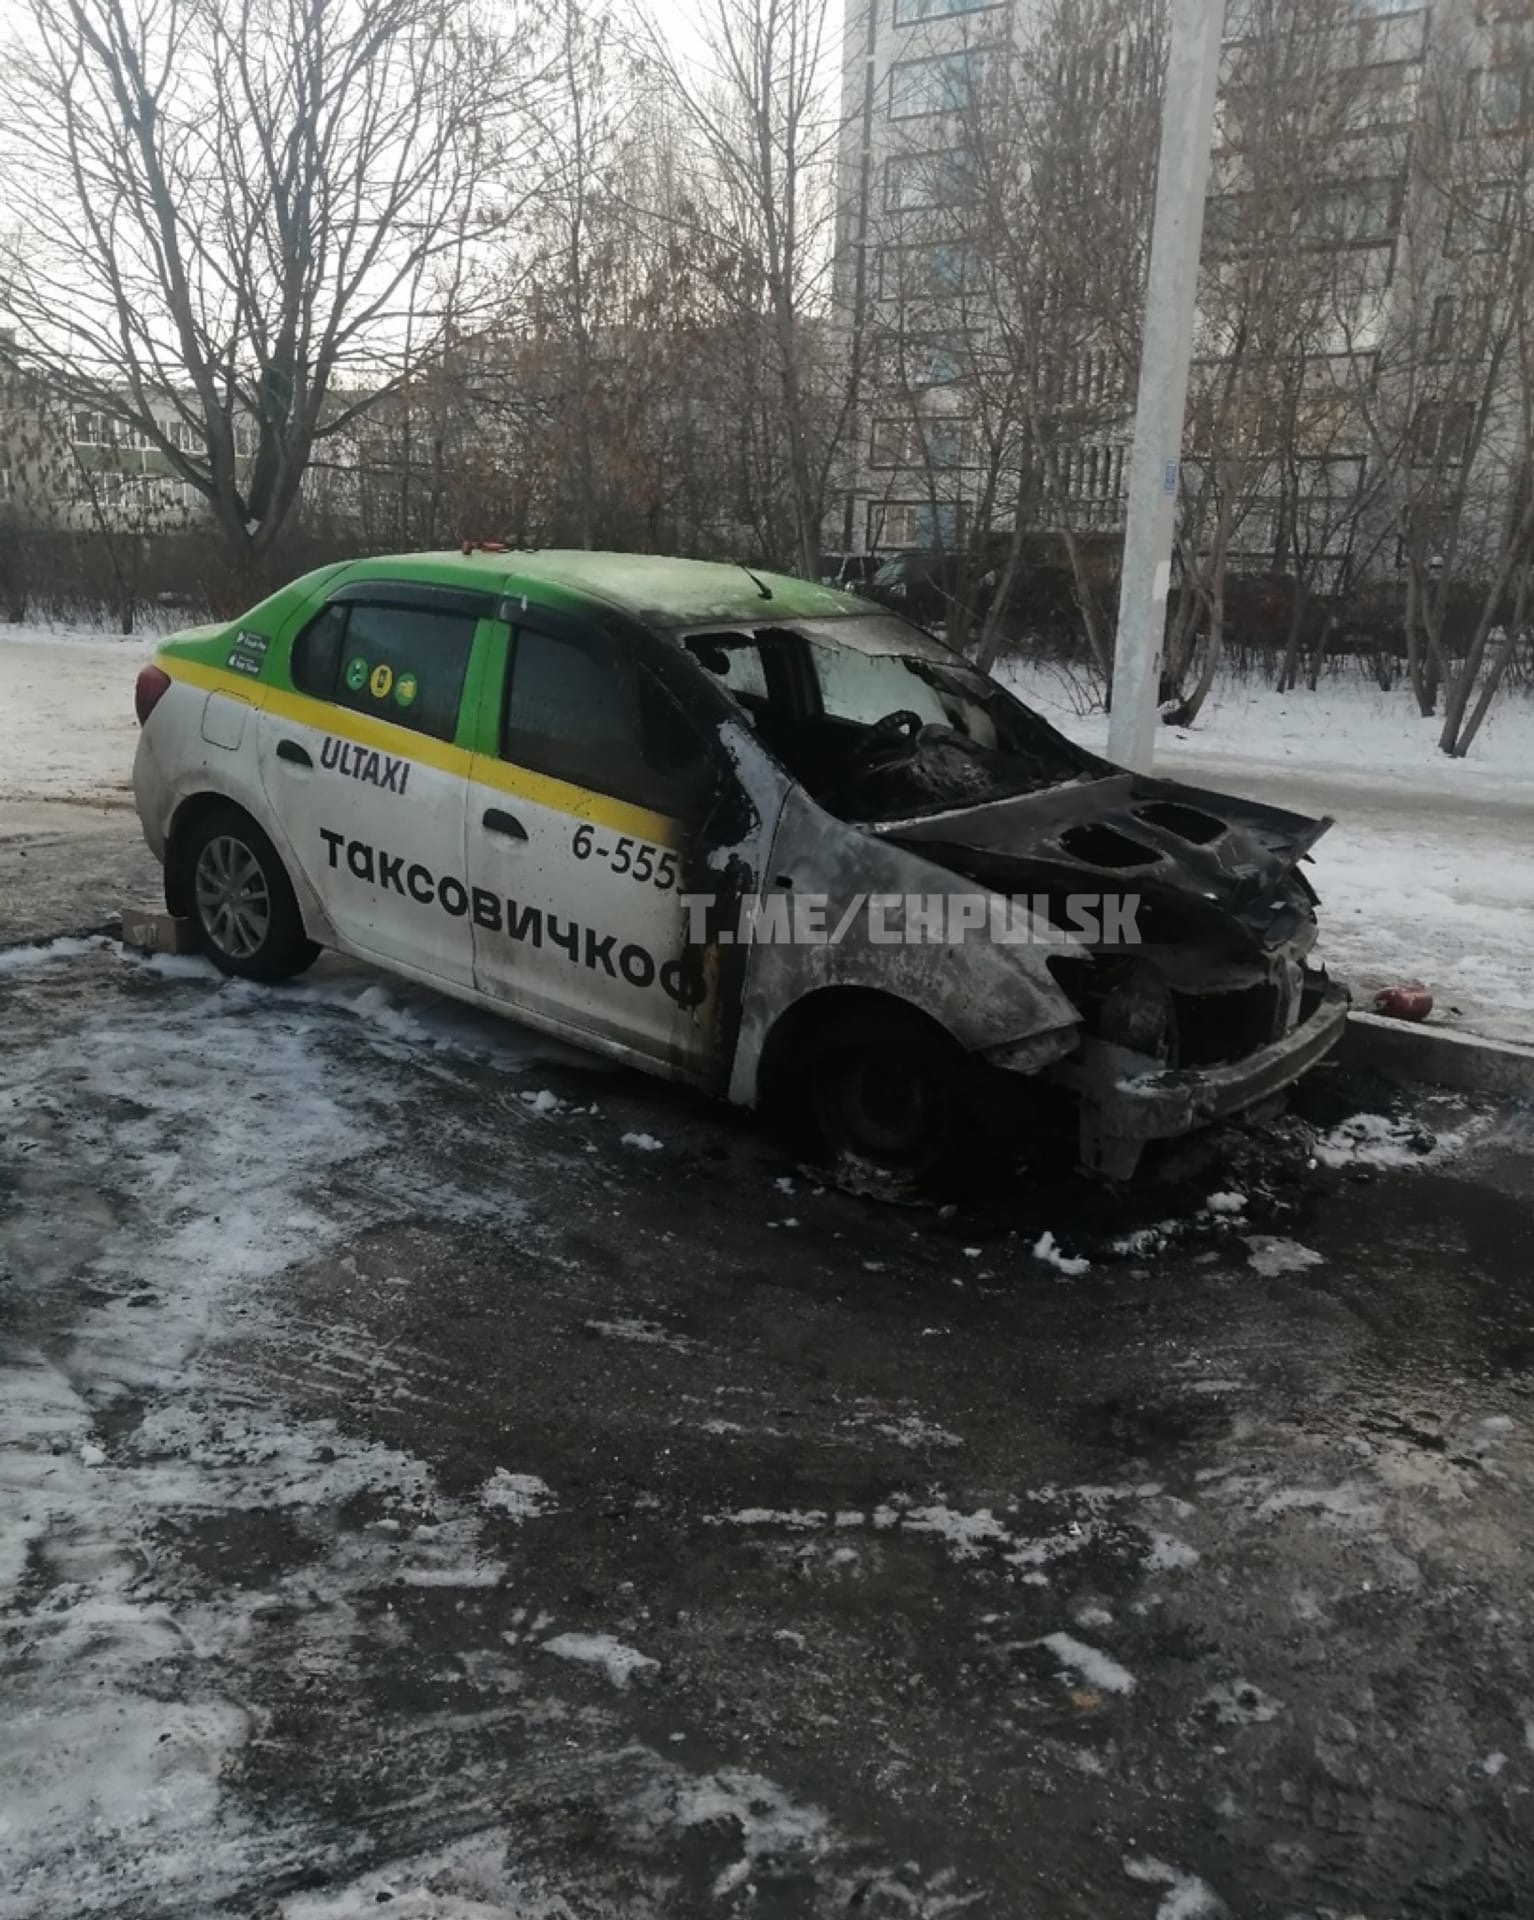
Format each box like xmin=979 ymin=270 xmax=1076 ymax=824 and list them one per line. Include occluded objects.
xmin=135 ymin=664 xmax=172 ymax=726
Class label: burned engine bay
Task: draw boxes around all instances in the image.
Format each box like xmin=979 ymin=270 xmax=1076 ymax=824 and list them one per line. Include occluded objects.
xmin=681 ymin=615 xmax=1338 ymax=1091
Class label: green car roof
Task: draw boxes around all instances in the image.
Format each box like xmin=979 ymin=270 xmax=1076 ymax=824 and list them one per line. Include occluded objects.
xmin=341 ymin=549 xmax=867 ymax=629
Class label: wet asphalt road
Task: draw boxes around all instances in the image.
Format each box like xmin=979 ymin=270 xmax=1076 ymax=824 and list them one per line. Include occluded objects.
xmin=2 ymin=942 xmax=1533 ymax=1919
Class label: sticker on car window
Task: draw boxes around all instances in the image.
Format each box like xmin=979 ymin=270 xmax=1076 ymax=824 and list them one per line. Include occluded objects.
xmin=345 ymin=655 xmax=369 ymax=692
xmin=369 ymin=663 xmax=394 ymax=700
xmin=394 ymin=672 xmax=419 ymax=709
xmin=226 ymin=630 xmax=268 ymax=677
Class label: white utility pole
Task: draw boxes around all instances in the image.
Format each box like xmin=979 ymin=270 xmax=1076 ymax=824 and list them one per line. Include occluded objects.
xmin=1107 ymin=0 xmax=1226 ymax=771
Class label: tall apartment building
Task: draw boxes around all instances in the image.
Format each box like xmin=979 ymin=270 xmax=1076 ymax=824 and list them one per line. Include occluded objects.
xmin=833 ymin=0 xmax=1529 ymax=596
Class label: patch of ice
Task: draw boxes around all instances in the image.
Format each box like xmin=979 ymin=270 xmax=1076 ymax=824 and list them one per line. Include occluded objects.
xmin=622 ymin=1754 xmax=831 ymax=1896
xmin=1482 ymin=1750 xmax=1508 ymax=1777
xmin=1315 ymin=1111 xmax=1464 ymax=1170
xmin=1074 ymin=1603 xmax=1114 ymax=1630
xmin=583 ymin=1315 xmax=691 ymax=1351
xmin=521 ymin=1088 xmax=561 ymax=1115
xmin=1124 ymin=1855 xmax=1227 ymax=1918
xmin=480 ymin=1470 xmax=558 ymax=1522
xmin=0 ymin=934 xmax=112 ymax=974
xmin=620 ymin=1130 xmax=664 ymax=1152
xmin=716 ymin=1507 xmax=828 ymax=1531
xmin=1255 ymin=1484 xmax=1382 ymax=1527
xmin=287 ymin=1895 xmax=523 ymax=1919
xmin=1039 ymin=1632 xmax=1136 ymax=1695
xmin=1143 ymin=1532 xmax=1200 ymax=1573
xmin=1205 ymin=1191 xmax=1247 ymax=1215
xmin=867 ymin=1414 xmax=963 ymax=1450
xmin=903 ymin=1504 xmax=1011 ymax=1558
xmin=1033 ymin=1230 xmax=1090 ymax=1277
xmin=0 ymin=959 xmax=548 ymax=1908
xmin=1244 ymin=1235 xmax=1325 ymax=1277
xmin=540 ymin=1632 xmax=659 ymax=1690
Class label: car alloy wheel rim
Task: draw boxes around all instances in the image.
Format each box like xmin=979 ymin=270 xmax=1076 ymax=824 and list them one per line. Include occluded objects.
xmin=194 ymin=835 xmax=271 ymax=960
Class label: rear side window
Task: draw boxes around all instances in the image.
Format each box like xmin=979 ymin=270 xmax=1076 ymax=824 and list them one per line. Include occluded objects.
xmin=503 ymin=626 xmax=709 ymax=816
xmin=289 ymin=600 xmax=476 ymax=743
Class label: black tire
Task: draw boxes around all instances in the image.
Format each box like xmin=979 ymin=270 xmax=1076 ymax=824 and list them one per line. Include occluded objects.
xmin=179 ymin=803 xmax=320 ymax=982
xmin=798 ymin=1005 xmax=978 ymax=1199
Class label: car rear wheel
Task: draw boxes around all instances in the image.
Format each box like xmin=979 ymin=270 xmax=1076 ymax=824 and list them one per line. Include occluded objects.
xmin=182 ymin=805 xmax=319 ymax=982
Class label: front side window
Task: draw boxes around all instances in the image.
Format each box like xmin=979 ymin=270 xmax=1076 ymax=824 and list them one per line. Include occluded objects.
xmin=503 ymin=627 xmax=709 ymax=817
xmin=289 ymin=598 xmax=476 ymax=742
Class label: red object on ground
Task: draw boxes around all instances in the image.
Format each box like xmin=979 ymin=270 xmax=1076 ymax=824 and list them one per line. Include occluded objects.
xmin=1373 ymin=984 xmax=1435 ymax=1022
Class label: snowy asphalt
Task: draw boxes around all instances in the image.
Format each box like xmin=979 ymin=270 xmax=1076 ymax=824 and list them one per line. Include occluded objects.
xmin=3 ymin=935 xmax=1534 ymax=1918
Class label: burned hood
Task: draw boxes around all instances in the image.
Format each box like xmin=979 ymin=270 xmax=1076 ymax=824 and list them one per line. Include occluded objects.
xmin=878 ymin=772 xmax=1333 ymax=954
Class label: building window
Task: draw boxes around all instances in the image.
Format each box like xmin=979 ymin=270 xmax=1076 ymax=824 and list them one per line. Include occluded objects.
xmin=1427 ymin=295 xmax=1456 ymax=359
xmin=884 ymin=147 xmax=974 ymax=211
xmin=1411 ymin=399 xmax=1476 ymax=466
xmin=870 ymin=416 xmax=967 ymax=469
xmin=1478 ymin=65 xmax=1528 ymax=135
xmin=1447 ymin=183 xmax=1511 ymax=256
xmin=893 ymin=0 xmax=998 ymax=22
xmin=1299 ymin=180 xmax=1400 ymax=248
xmin=867 ymin=499 xmax=960 ymax=549
xmin=876 ymin=241 xmax=975 ymax=301
xmin=889 ymin=48 xmax=988 ymax=121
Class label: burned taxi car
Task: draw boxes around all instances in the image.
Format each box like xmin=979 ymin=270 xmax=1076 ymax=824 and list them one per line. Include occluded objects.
xmin=132 ymin=550 xmax=1348 ymax=1186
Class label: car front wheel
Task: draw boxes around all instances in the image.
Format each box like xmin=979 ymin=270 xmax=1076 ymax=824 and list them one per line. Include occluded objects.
xmin=803 ymin=1007 xmax=977 ymax=1198
xmin=182 ymin=805 xmax=319 ymax=982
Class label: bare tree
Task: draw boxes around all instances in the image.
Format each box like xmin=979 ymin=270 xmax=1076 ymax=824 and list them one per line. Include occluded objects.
xmin=853 ymin=0 xmax=1164 ymax=668
xmin=646 ymin=0 xmax=854 ymax=578
xmin=0 ymin=0 xmax=527 ymax=593
xmin=1156 ymin=0 xmax=1409 ymax=724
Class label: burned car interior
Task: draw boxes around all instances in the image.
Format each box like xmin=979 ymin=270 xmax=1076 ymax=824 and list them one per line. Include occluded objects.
xmin=681 ymin=617 xmax=1098 ymax=821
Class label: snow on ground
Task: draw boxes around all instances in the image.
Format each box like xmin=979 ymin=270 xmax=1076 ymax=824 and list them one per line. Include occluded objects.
xmin=8 ymin=942 xmax=968 ymax=1916
xmin=0 ymin=627 xmax=158 ymax=806
xmin=540 ymin=1631 xmax=660 ymax=1690
xmin=1005 ymin=655 xmax=1534 ymax=787
xmin=1243 ymin=1236 xmax=1326 ymax=1278
xmin=0 ymin=945 xmax=641 ymax=1914
xmin=1038 ymin=1632 xmax=1137 ymax=1695
xmin=1313 ymin=1110 xmax=1471 ymax=1170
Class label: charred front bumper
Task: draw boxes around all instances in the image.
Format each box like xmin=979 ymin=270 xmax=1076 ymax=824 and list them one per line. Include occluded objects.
xmin=1050 ymin=976 xmax=1350 ymax=1179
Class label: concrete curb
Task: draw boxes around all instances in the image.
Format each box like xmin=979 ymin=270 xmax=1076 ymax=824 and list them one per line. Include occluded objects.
xmin=1339 ymin=1009 xmax=1534 ymax=1098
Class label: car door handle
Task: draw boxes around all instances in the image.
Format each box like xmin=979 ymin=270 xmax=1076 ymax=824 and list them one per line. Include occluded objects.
xmin=483 ymin=808 xmax=528 ymax=841
xmin=276 ymin=739 xmax=313 ymax=768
